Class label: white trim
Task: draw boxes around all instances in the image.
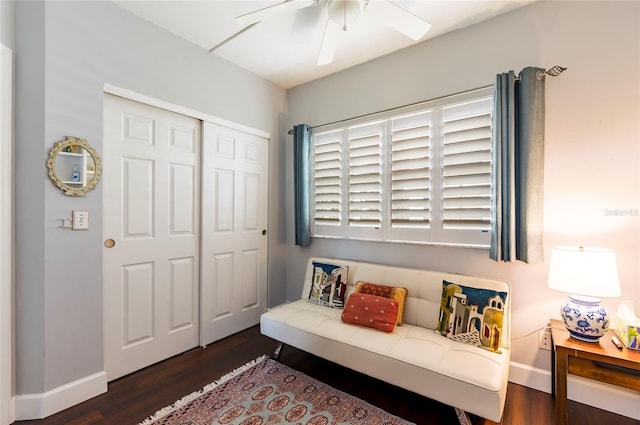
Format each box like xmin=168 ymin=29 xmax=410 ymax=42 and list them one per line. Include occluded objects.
xmin=103 ymin=83 xmax=270 ymax=140
xmin=14 ymin=372 xmax=107 ymax=421
xmin=0 ymin=43 xmax=14 ymax=425
xmin=509 ymin=361 xmax=553 ymax=393
xmin=9 ymin=397 xmax=14 ymax=424
xmin=509 ymin=361 xmax=640 ymax=421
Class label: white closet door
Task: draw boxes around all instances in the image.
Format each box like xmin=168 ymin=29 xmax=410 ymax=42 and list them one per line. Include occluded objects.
xmin=200 ymin=122 xmax=269 ymax=346
xmin=103 ymin=94 xmax=200 ymax=380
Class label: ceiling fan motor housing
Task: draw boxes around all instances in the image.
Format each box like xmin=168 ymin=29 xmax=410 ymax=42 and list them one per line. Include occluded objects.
xmin=325 ymin=0 xmax=365 ymax=30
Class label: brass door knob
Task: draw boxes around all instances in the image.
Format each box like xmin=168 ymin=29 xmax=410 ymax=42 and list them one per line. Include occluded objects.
xmin=104 ymin=239 xmax=116 ymax=248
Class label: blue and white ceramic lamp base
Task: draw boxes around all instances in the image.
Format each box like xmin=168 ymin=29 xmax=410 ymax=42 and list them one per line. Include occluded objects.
xmin=560 ymin=295 xmax=610 ymax=342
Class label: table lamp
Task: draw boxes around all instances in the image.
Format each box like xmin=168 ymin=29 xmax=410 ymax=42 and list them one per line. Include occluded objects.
xmin=547 ymin=246 xmax=621 ymax=342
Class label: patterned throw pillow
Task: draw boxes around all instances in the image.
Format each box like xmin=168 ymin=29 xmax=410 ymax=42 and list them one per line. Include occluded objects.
xmin=341 ymin=293 xmax=399 ymax=333
xmin=436 ymin=280 xmax=508 ymax=353
xmin=307 ymin=262 xmax=349 ymax=308
xmin=354 ymin=281 xmax=408 ymax=325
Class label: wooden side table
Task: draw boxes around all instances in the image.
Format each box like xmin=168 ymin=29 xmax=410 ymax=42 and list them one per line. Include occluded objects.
xmin=550 ymin=318 xmax=640 ymax=425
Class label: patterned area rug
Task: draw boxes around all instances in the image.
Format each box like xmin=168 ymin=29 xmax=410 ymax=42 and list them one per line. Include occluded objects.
xmin=139 ymin=355 xmax=415 ymax=425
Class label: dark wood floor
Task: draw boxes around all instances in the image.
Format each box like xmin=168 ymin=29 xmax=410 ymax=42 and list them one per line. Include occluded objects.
xmin=14 ymin=325 xmax=637 ymax=425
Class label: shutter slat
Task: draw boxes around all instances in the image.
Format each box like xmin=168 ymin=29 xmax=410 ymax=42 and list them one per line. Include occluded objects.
xmin=392 ymin=187 xmax=430 ymax=200
xmin=315 ymin=176 xmax=341 ymax=187
xmin=444 ymin=162 xmax=490 ymax=177
xmin=392 ymin=178 xmax=429 ymax=190
xmin=392 ymin=146 xmax=429 ymax=162
xmin=315 ymin=159 xmax=341 ymax=171
xmin=392 ymin=199 xmax=429 ymax=209
xmin=444 ymin=151 xmax=491 ymax=166
xmin=444 ymin=184 xmax=490 ymax=197
xmin=442 ymin=208 xmax=491 ymax=219
xmin=445 ymin=173 xmax=491 ymax=187
xmin=444 ymin=138 xmax=490 ymax=155
xmin=391 ymin=167 xmax=429 ymax=181
xmin=444 ymin=196 xmax=491 ymax=209
xmin=391 ymin=126 xmax=430 ymax=142
xmin=315 ymin=168 xmax=341 ymax=178
xmin=392 ymin=137 xmax=430 ymax=152
xmin=391 ymin=158 xmax=429 ymax=171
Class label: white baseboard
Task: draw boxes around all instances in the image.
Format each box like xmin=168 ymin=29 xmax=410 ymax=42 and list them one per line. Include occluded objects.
xmin=14 ymin=371 xmax=107 ymax=421
xmin=9 ymin=397 xmax=14 ymax=424
xmin=509 ymin=361 xmax=640 ymax=421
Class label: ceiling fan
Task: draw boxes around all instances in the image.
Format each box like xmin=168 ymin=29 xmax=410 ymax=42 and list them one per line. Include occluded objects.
xmin=210 ymin=0 xmax=431 ymax=66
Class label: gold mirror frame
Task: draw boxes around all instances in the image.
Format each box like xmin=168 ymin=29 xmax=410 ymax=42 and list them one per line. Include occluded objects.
xmin=47 ymin=136 xmax=102 ymax=197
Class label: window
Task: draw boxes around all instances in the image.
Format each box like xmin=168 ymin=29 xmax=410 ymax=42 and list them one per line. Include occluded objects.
xmin=311 ymin=87 xmax=493 ymax=247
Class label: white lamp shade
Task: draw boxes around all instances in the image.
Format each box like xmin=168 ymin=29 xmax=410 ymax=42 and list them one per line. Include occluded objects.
xmin=547 ymin=246 xmax=621 ymax=298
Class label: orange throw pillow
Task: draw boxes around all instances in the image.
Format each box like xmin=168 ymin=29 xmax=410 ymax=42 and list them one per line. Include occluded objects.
xmin=355 ymin=281 xmax=408 ymax=325
xmin=341 ymin=293 xmax=399 ymax=333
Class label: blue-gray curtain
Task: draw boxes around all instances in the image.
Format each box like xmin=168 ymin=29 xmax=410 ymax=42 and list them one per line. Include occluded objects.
xmin=294 ymin=124 xmax=311 ymax=247
xmin=490 ymin=67 xmax=545 ymax=263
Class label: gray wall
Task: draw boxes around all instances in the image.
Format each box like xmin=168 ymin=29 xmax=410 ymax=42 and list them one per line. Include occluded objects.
xmin=286 ymin=0 xmax=640 ymax=375
xmin=15 ymin=0 xmax=287 ymax=394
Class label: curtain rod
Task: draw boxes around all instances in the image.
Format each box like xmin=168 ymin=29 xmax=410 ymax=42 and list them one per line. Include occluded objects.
xmin=287 ymin=65 xmax=567 ymax=135
xmin=287 ymin=84 xmax=492 ymax=135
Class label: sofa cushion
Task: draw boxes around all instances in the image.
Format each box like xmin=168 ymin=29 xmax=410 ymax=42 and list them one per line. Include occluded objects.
xmin=436 ymin=280 xmax=508 ymax=353
xmin=307 ymin=261 xmax=349 ymax=308
xmin=355 ymin=281 xmax=408 ymax=325
xmin=341 ymin=293 xmax=399 ymax=333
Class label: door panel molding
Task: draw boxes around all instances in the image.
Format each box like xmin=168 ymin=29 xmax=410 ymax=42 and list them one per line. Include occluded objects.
xmin=103 ymin=94 xmax=201 ymax=381
xmin=200 ymin=122 xmax=269 ymax=346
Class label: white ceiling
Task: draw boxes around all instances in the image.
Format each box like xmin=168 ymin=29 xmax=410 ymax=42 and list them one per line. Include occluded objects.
xmin=113 ymin=0 xmax=536 ymax=89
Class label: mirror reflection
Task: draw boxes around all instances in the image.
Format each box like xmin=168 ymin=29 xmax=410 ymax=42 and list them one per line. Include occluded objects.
xmin=56 ymin=145 xmax=96 ymax=187
xmin=47 ymin=136 xmax=102 ymax=196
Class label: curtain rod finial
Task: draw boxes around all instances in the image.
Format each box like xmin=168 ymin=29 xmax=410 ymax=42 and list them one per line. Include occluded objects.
xmin=537 ymin=65 xmax=567 ymax=80
xmin=546 ymin=65 xmax=567 ymax=76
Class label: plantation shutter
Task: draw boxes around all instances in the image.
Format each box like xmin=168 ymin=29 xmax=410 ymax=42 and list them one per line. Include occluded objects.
xmin=441 ymin=97 xmax=493 ymax=230
xmin=311 ymin=87 xmax=493 ymax=245
xmin=390 ymin=111 xmax=431 ymax=229
xmin=348 ymin=123 xmax=383 ymax=228
xmin=314 ymin=131 xmax=342 ymax=227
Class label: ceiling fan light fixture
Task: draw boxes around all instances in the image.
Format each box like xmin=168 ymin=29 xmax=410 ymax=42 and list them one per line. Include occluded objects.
xmin=325 ymin=0 xmax=364 ymax=31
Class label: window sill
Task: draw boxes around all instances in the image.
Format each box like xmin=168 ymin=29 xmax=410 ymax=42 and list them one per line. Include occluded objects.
xmin=309 ymin=234 xmax=490 ymax=250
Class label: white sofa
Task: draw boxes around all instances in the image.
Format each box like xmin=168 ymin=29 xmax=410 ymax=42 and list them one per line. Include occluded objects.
xmin=260 ymin=257 xmax=512 ymax=423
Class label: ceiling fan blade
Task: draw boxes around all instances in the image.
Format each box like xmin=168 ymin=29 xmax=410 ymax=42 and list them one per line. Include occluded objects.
xmin=365 ymin=0 xmax=431 ymax=41
xmin=236 ymin=0 xmax=316 ymax=27
xmin=209 ymin=23 xmax=258 ymax=53
xmin=317 ymin=19 xmax=340 ymax=66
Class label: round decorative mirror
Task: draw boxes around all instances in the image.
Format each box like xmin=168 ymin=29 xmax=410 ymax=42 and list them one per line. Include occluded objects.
xmin=47 ymin=136 xmax=102 ymax=196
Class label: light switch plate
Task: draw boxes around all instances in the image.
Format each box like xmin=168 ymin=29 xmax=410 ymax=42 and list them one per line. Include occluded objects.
xmin=72 ymin=210 xmax=89 ymax=230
